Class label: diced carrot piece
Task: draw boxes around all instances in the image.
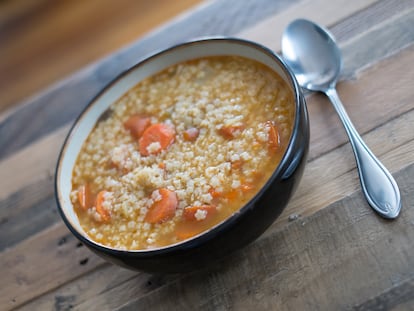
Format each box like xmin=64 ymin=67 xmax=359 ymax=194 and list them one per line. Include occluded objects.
xmin=223 ymin=189 xmax=239 ymax=202
xmin=139 ymin=123 xmax=176 ymax=156
xmin=208 ymin=187 xmax=222 ymax=199
xmin=175 ymin=224 xmax=204 ymax=240
xmin=124 ymin=115 xmax=151 ymax=139
xmin=77 ymin=184 xmax=93 ymax=210
xmin=183 ymin=205 xmax=216 ymax=221
xmin=145 ymin=188 xmax=178 ymax=224
xmin=158 ymin=162 xmax=166 ymax=169
xmin=251 ymin=170 xmax=262 ymax=179
xmin=183 ymin=127 xmax=200 ymax=142
xmin=231 ymin=160 xmax=243 ymax=170
xmin=95 ymin=191 xmax=111 ymax=222
xmin=266 ymin=121 xmax=280 ymax=152
xmin=218 ymin=124 xmax=245 ymax=139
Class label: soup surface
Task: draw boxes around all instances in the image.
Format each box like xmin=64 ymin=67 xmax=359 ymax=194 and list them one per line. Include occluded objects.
xmin=71 ymin=56 xmax=295 ymax=250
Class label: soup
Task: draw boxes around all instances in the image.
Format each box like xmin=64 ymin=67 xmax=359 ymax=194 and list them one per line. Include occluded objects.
xmin=70 ymin=56 xmax=295 ymax=250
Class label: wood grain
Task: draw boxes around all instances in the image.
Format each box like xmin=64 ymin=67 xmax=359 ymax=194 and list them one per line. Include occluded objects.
xmin=0 ymin=223 xmax=106 ymax=310
xmin=354 ymin=278 xmax=414 ymax=310
xmin=1 ymin=0 xmax=414 ymax=310
xmin=0 ymin=0 xmax=202 ymax=113
xmin=0 ymin=125 xmax=67 ymax=201
xmin=18 ymin=264 xmax=137 ymax=311
xmin=238 ymin=0 xmax=379 ymax=50
xmin=0 ymin=0 xmax=297 ymax=161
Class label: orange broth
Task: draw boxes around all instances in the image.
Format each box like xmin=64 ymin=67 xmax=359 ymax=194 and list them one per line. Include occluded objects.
xmin=71 ymin=56 xmax=295 ymax=250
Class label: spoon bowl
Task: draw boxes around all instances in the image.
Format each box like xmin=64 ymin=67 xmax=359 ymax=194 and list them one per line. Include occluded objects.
xmin=282 ymin=19 xmax=401 ymax=219
xmin=282 ymin=20 xmax=341 ymax=91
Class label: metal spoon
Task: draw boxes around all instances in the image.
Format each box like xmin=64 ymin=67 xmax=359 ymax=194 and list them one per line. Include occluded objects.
xmin=281 ymin=19 xmax=401 ymax=219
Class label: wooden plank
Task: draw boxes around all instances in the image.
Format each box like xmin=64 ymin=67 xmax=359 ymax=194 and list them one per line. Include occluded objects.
xmin=109 ymin=163 xmax=414 ymax=311
xmin=0 ymin=125 xmax=68 ymax=201
xmin=329 ymin=0 xmax=414 ymax=42
xmin=341 ymin=6 xmax=414 ymax=78
xmin=8 ymin=62 xmax=414 ymax=310
xmin=0 ymin=0 xmax=203 ymax=113
xmin=0 ymin=182 xmax=58 ymax=252
xmin=0 ymin=0 xmax=297 ymax=160
xmin=0 ymin=223 xmax=106 ymax=310
xmin=353 ymin=278 xmax=414 ymax=310
xmin=0 ymin=126 xmax=68 ymax=251
xmin=17 ymin=265 xmax=138 ymax=311
xmin=238 ymin=0 xmax=380 ymax=50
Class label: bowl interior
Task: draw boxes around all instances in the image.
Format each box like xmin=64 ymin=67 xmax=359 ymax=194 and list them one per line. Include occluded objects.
xmin=56 ymin=38 xmax=298 ymax=248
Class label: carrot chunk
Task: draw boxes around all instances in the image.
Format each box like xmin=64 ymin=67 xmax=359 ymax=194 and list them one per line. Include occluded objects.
xmin=77 ymin=184 xmax=93 ymax=210
xmin=218 ymin=124 xmax=245 ymax=139
xmin=223 ymin=189 xmax=239 ymax=202
xmin=175 ymin=224 xmax=204 ymax=240
xmin=231 ymin=160 xmax=243 ymax=170
xmin=124 ymin=115 xmax=151 ymax=139
xmin=139 ymin=123 xmax=176 ymax=156
xmin=183 ymin=127 xmax=199 ymax=142
xmin=95 ymin=191 xmax=111 ymax=222
xmin=266 ymin=121 xmax=280 ymax=152
xmin=183 ymin=205 xmax=216 ymax=221
xmin=145 ymin=188 xmax=178 ymax=224
xmin=208 ymin=187 xmax=222 ymax=199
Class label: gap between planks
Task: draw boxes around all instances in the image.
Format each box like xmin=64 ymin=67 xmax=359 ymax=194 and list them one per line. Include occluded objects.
xmin=238 ymin=0 xmax=380 ymax=51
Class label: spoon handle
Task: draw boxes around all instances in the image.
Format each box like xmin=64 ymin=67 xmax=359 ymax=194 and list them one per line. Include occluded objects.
xmin=325 ymin=87 xmax=401 ymax=219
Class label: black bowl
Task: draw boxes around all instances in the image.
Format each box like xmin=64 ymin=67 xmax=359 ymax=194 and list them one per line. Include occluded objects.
xmin=55 ymin=37 xmax=309 ymax=274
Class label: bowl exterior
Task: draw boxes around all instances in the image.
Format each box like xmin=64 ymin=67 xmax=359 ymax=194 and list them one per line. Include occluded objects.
xmin=55 ymin=38 xmax=310 ymax=274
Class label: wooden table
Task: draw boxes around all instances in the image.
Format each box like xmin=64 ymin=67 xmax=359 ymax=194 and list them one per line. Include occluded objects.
xmin=1 ymin=0 xmax=414 ymax=310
